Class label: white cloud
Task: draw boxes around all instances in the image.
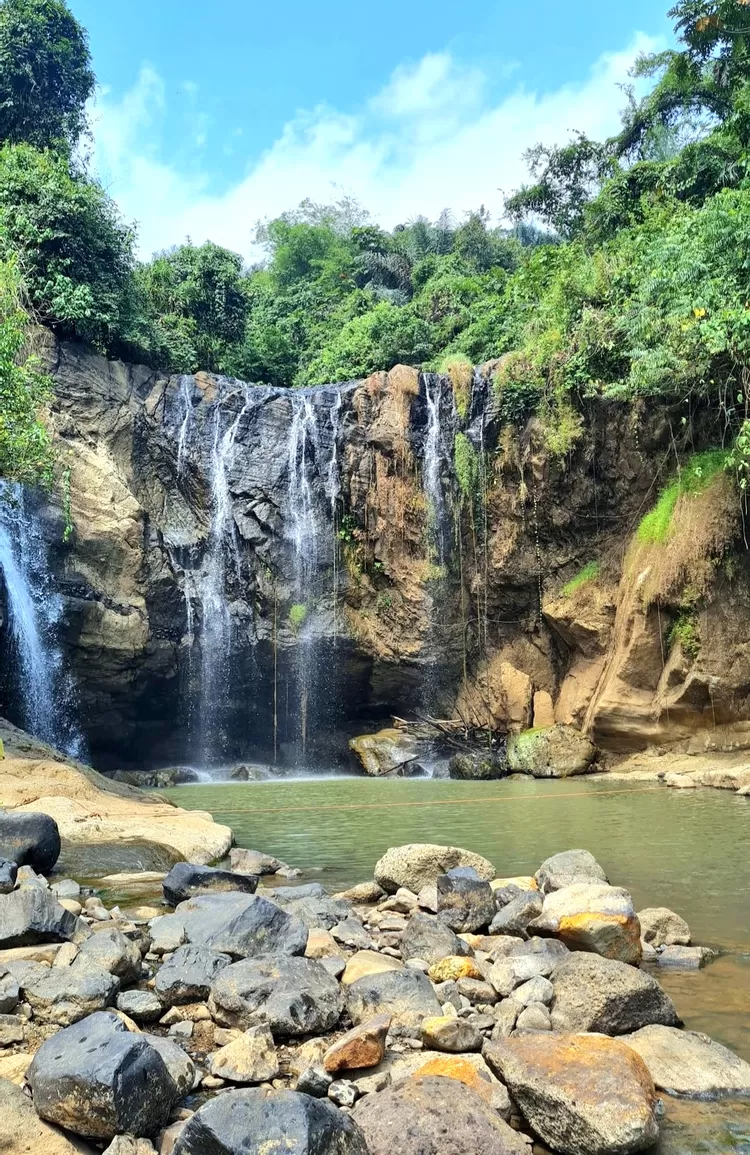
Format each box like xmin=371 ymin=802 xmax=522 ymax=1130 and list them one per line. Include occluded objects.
xmin=90 ymin=34 xmax=660 ymax=262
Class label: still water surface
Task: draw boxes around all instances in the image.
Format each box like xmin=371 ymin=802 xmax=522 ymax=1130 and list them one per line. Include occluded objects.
xmin=166 ymin=776 xmax=750 ymax=1153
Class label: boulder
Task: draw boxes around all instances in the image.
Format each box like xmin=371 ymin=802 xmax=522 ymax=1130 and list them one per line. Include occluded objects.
xmin=0 ymin=860 xmax=17 ymax=894
xmin=172 ymin=1088 xmax=369 ymax=1155
xmin=74 ymin=925 xmax=142 ymax=983
xmin=506 ymin=726 xmax=596 ymax=778
xmin=485 ymin=1033 xmax=659 ymax=1155
xmin=228 ymin=848 xmax=284 ymax=875
xmin=207 ymin=1023 xmax=279 ymax=1084
xmin=0 ymin=810 xmax=61 ymax=873
xmin=209 ymin=957 xmax=343 ymax=1037
xmin=531 ymin=883 xmax=642 ymax=964
xmin=421 ymin=1015 xmax=482 ymax=1053
xmin=116 ymin=989 xmax=163 ymax=1022
xmin=155 ymin=945 xmax=232 ymax=1004
xmin=27 ymin=1012 xmax=176 ymax=1139
xmin=0 ymin=969 xmax=19 ymax=1013
xmin=621 ymin=1024 xmax=750 ymax=1098
xmin=399 ymin=913 xmax=469 ymax=964
xmin=162 ymin=863 xmax=258 ymax=906
xmin=513 ymin=975 xmax=554 ymax=1006
xmin=489 ymin=954 xmax=556 ymax=998
xmin=375 ymin=844 xmax=495 ymax=895
xmin=352 ymin=1075 xmax=528 ymax=1154
xmin=323 ymin=1014 xmax=391 ymax=1073
xmin=281 ymin=894 xmax=353 ymax=931
xmin=437 ymin=871 xmax=496 ymax=933
xmin=0 ymin=887 xmax=83 ymax=947
xmin=172 ymin=892 xmax=308 ymax=959
xmin=142 ymin=1034 xmax=196 ymax=1099
xmin=0 ymin=1075 xmax=95 ymax=1155
xmin=637 ymin=907 xmax=691 ymax=947
xmin=550 ymin=953 xmax=679 ymax=1035
xmin=489 ymin=892 xmax=542 ymax=938
xmin=333 ymin=881 xmax=385 ymax=904
xmin=448 ymin=753 xmax=505 ymax=781
xmin=23 ymin=965 xmax=119 ymax=1025
xmin=534 ymin=849 xmax=608 ymax=894
xmin=349 ymin=729 xmax=419 ymax=777
xmin=341 ymin=950 xmax=403 ymax=985
xmin=346 ymin=968 xmax=442 ymax=1031
xmin=406 ymin=1053 xmax=509 ymax=1112
xmin=427 ymin=956 xmax=483 ymax=984
xmin=515 ymin=1002 xmax=552 ymax=1032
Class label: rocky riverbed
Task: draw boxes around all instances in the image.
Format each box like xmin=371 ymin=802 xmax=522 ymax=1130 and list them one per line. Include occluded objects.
xmin=0 ymin=814 xmax=747 ymax=1155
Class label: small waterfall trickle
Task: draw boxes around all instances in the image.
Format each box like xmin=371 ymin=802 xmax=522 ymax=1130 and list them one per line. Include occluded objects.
xmin=0 ymin=485 xmax=84 ymax=757
xmin=421 ymin=375 xmax=455 ymax=712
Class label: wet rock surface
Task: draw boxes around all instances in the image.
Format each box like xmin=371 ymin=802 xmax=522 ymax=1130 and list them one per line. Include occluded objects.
xmin=0 ymin=811 xmax=61 ymax=873
xmin=162 ymin=863 xmax=259 ymax=906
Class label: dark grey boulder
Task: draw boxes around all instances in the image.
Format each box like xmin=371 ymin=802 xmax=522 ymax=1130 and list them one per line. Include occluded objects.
xmin=346 ymin=968 xmax=442 ymax=1031
xmin=23 ymin=965 xmax=119 ymax=1026
xmin=0 ymin=968 xmax=20 ymax=1013
xmin=448 ymin=753 xmax=505 ymax=781
xmin=489 ymin=892 xmax=543 ymax=939
xmin=162 ymin=862 xmax=258 ymax=906
xmin=437 ymin=871 xmax=496 ymax=933
xmin=399 ymin=913 xmax=469 ymax=964
xmin=0 ymin=887 xmax=82 ymax=947
xmin=0 ymin=859 xmax=17 ymax=894
xmin=73 ymin=925 xmax=141 ymax=983
xmin=353 ymin=1075 xmax=528 ymax=1154
xmin=155 ymin=944 xmax=232 ymax=1005
xmin=116 ymin=989 xmax=163 ymax=1022
xmin=0 ymin=810 xmax=60 ymax=873
xmin=175 ymin=892 xmax=308 ymax=959
xmin=142 ymin=1033 xmax=197 ymax=1099
xmin=280 ymin=894 xmax=353 ymax=931
xmin=27 ymin=1011 xmax=176 ymax=1139
xmin=209 ymin=956 xmax=343 ymax=1037
xmin=551 ymin=953 xmax=680 ymax=1035
xmin=173 ymin=1088 xmax=369 ymax=1155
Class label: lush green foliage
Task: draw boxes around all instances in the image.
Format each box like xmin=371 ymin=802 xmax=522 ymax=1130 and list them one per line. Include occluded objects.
xmin=0 ymin=0 xmax=94 ymax=152
xmin=637 ymin=450 xmax=730 ymax=544
xmin=0 ymin=258 xmax=52 ymax=484
xmin=561 ymin=561 xmax=601 ymax=598
xmin=0 ymin=144 xmax=136 ymax=349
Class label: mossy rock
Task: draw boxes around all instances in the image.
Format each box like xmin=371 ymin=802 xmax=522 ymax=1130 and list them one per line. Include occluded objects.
xmin=448 ymin=752 xmax=506 ymax=781
xmin=506 ymin=725 xmax=596 ymax=779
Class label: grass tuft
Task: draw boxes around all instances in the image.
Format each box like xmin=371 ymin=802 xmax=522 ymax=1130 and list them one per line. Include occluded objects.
xmin=561 ymin=561 xmax=600 ymax=598
xmin=637 ymin=450 xmax=730 ymax=545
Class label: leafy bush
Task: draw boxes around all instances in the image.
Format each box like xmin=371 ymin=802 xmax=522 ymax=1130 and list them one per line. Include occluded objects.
xmin=0 ymin=144 xmax=136 ymax=349
xmin=0 ymin=258 xmax=52 ymax=484
xmin=288 ymin=603 xmax=308 ymax=633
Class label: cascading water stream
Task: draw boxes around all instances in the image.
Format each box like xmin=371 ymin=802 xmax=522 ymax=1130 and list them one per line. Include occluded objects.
xmin=0 ymin=485 xmax=84 ymax=757
xmin=421 ymin=375 xmax=455 ymax=712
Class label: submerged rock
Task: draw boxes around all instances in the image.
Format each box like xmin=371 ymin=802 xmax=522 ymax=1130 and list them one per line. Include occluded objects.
xmin=172 ymin=1088 xmax=369 ymax=1155
xmin=506 ymin=725 xmax=597 ymax=778
xmin=550 ymin=953 xmax=679 ymax=1035
xmin=375 ymin=844 xmax=495 ymax=895
xmin=352 ymin=1075 xmax=528 ymax=1155
xmin=27 ymin=1012 xmax=176 ymax=1139
xmin=162 ymin=862 xmax=259 ymax=906
xmin=0 ymin=810 xmax=61 ymax=873
xmin=622 ymin=1024 xmax=750 ymax=1098
xmin=486 ymin=1032 xmax=659 ymax=1155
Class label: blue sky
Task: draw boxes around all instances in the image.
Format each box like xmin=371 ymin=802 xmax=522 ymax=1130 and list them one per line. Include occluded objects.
xmin=68 ymin=1 xmax=673 ymax=260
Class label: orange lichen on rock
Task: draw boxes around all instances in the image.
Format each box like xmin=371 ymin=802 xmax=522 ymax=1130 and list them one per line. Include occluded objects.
xmin=427 ymin=956 xmax=483 ymax=983
xmin=557 ymin=911 xmax=642 ymax=965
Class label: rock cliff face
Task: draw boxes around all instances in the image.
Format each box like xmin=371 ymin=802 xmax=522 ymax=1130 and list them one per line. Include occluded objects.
xmin=2 ymin=331 xmax=750 ymax=769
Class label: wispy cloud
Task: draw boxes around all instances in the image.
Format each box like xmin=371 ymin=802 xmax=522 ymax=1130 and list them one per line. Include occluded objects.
xmin=89 ymin=35 xmax=660 ymax=262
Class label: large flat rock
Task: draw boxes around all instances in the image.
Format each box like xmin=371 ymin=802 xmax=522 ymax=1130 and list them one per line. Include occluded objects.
xmin=622 ymin=1025 xmax=750 ymax=1099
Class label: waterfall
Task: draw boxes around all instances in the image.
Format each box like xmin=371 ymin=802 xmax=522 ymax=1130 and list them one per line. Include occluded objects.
xmin=0 ymin=485 xmax=84 ymax=757
xmin=423 ymin=375 xmax=450 ymax=566
xmin=199 ymin=386 xmax=255 ymax=761
xmin=284 ymin=388 xmax=343 ymax=759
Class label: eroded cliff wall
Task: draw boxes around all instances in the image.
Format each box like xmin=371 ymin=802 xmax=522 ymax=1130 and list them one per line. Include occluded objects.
xmin=16 ymin=333 xmax=750 ymax=768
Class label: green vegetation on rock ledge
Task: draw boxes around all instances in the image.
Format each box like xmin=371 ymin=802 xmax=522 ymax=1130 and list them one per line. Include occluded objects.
xmin=561 ymin=561 xmax=601 ymax=599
